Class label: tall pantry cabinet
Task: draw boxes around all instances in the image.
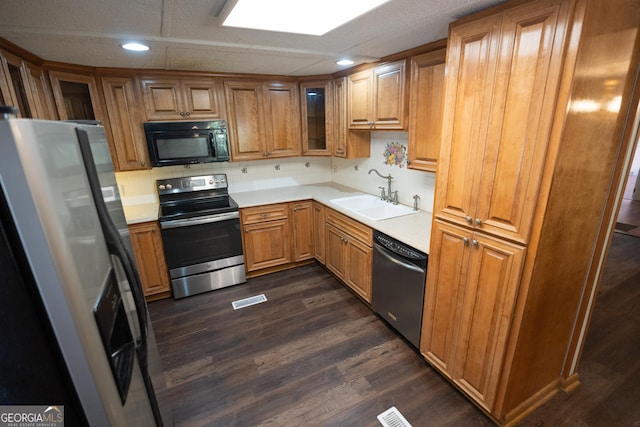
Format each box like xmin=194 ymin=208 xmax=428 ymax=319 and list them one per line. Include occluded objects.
xmin=421 ymin=0 xmax=640 ymax=424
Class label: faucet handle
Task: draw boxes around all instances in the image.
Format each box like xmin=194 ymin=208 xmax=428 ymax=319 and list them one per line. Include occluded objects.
xmin=413 ymin=194 xmax=420 ymax=211
xmin=391 ymin=191 xmax=399 ymax=205
xmin=378 ymin=186 xmax=386 ymax=200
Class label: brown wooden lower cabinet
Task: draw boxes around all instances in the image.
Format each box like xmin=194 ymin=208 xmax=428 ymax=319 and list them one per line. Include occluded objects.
xmin=325 ymin=208 xmax=372 ymax=302
xmin=128 ymin=221 xmax=171 ymax=301
xmin=421 ymin=219 xmax=525 ymax=412
xmin=243 ymin=219 xmax=292 ymax=271
xmin=290 ymin=201 xmax=314 ymax=262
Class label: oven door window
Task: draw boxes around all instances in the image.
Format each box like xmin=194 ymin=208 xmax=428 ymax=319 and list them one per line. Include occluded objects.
xmin=160 ymin=218 xmax=242 ymax=269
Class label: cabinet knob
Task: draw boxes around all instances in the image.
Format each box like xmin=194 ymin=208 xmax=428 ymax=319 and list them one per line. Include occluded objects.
xmin=465 ymin=216 xmax=472 ymax=224
xmin=472 ymin=239 xmax=479 ymax=246
xmin=186 ymin=111 xmax=191 ymax=116
xmin=180 ymin=112 xmax=185 ymax=116
xmin=475 ymin=218 xmax=482 ymax=226
xmin=462 ymin=237 xmax=469 ymax=245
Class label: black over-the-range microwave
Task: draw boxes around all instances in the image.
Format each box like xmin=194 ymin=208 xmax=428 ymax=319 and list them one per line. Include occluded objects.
xmin=144 ymin=120 xmax=230 ymax=167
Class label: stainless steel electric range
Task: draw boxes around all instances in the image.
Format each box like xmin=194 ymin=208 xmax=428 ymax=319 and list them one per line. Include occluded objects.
xmin=156 ymin=174 xmax=245 ymax=299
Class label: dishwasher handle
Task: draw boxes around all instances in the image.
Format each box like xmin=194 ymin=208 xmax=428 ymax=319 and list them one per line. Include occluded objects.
xmin=374 ymin=243 xmax=426 ymax=274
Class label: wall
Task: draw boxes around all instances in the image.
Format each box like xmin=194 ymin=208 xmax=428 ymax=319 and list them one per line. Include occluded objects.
xmin=115 ymin=131 xmax=436 ymax=212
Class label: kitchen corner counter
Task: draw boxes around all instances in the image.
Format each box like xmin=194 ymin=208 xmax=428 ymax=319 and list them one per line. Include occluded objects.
xmin=231 ymin=182 xmax=432 ymax=254
xmin=122 ymin=202 xmax=159 ymax=225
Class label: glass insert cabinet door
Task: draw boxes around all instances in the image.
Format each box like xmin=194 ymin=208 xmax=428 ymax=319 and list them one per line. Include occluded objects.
xmin=300 ymin=80 xmax=333 ymax=156
xmin=49 ymin=70 xmax=105 ymax=121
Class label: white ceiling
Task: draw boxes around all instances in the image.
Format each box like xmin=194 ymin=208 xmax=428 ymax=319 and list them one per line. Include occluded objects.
xmin=0 ymin=0 xmax=504 ymax=76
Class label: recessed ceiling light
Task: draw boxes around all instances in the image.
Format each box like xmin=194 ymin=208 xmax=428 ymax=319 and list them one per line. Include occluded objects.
xmin=121 ymin=42 xmax=150 ymax=52
xmin=222 ymin=0 xmax=390 ymax=36
xmin=336 ymin=59 xmax=355 ymax=66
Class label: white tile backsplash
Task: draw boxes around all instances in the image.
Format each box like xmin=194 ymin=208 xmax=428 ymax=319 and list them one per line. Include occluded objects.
xmin=115 ymin=132 xmax=436 ymax=212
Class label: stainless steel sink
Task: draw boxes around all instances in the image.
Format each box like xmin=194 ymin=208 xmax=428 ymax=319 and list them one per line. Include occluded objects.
xmin=329 ymin=194 xmax=418 ymax=221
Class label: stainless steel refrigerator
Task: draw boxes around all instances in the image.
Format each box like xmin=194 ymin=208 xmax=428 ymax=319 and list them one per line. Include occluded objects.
xmin=0 ymin=117 xmax=171 ymax=426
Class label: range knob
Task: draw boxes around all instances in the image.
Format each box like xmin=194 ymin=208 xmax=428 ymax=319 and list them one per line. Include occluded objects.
xmin=209 ymin=179 xmax=214 ymax=184
xmin=166 ymin=184 xmax=172 ymax=190
xmin=158 ymin=184 xmax=165 ymax=190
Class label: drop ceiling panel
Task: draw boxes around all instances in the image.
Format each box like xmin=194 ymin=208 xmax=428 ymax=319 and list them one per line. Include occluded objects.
xmin=0 ymin=0 xmax=506 ymax=75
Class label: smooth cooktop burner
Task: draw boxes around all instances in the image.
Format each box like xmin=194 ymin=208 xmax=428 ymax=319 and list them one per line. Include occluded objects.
xmin=159 ymin=196 xmax=239 ymax=220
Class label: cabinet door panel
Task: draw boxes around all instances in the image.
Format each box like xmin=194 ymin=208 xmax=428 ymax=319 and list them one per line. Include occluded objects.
xmin=243 ymin=219 xmax=291 ymax=271
xmin=140 ymin=79 xmax=182 ymax=120
xmin=421 ymin=220 xmax=470 ymax=375
xmin=345 ymin=238 xmax=372 ymax=302
xmin=225 ymin=81 xmax=265 ymax=160
xmin=325 ymin=224 xmax=347 ymax=280
xmin=264 ymin=83 xmax=301 ymax=157
xmin=347 ymin=70 xmax=373 ymax=128
xmin=373 ymin=61 xmax=406 ymax=129
xmin=312 ymin=202 xmax=326 ymax=263
xmin=49 ymin=70 xmax=105 ymax=122
xmin=129 ymin=222 xmax=170 ymax=298
xmin=454 ymin=232 xmax=525 ymax=410
xmin=23 ymin=62 xmax=56 ymax=120
xmin=408 ymin=49 xmax=446 ymax=172
xmin=476 ymin=0 xmax=570 ymax=243
xmin=333 ymin=77 xmax=348 ymax=157
xmin=182 ymin=79 xmax=224 ymax=119
xmin=434 ymin=15 xmax=502 ymax=226
xmin=291 ymin=201 xmax=314 ymax=262
xmin=101 ymin=77 xmax=149 ymax=171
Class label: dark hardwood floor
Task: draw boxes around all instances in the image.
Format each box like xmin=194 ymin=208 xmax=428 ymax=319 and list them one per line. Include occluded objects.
xmin=148 ymin=232 xmax=640 ymax=427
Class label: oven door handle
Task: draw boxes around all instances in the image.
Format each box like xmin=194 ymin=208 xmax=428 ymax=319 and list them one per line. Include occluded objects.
xmin=160 ymin=211 xmax=240 ymax=229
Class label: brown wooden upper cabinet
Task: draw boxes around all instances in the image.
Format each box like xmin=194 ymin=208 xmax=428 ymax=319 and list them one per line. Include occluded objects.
xmin=49 ymin=70 xmax=105 ymax=122
xmin=300 ymin=80 xmax=333 ymax=156
xmin=100 ymin=75 xmax=150 ymax=171
xmin=347 ymin=60 xmax=407 ymax=130
xmin=332 ymin=77 xmax=370 ymax=159
xmin=407 ymin=48 xmax=446 ymax=173
xmin=139 ymin=77 xmax=225 ymax=121
xmin=0 ymin=49 xmax=56 ymax=119
xmin=224 ymin=80 xmax=301 ymax=161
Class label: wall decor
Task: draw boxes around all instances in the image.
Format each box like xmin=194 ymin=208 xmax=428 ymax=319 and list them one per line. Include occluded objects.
xmin=383 ymin=141 xmax=407 ymax=168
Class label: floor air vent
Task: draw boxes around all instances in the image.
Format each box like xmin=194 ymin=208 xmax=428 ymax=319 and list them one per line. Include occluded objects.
xmin=232 ymin=294 xmax=267 ymax=310
xmin=377 ymin=406 xmax=412 ymax=427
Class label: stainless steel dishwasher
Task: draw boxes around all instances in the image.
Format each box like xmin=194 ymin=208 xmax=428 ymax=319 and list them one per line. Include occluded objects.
xmin=372 ymin=231 xmax=428 ymax=348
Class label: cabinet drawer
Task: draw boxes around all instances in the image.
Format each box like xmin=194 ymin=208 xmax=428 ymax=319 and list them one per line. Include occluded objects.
xmin=326 ymin=208 xmax=372 ymax=246
xmin=241 ymin=204 xmax=289 ymax=224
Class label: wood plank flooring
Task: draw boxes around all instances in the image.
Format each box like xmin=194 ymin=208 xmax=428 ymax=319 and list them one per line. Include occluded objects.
xmin=148 ymin=232 xmax=640 ymax=427
xmin=148 ymin=265 xmax=492 ymax=426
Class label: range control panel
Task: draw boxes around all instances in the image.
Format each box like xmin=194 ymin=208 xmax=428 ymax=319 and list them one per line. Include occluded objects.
xmin=156 ymin=174 xmax=228 ymax=195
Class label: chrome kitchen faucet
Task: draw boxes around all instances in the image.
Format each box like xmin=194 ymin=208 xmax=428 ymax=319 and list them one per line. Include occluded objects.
xmin=368 ymin=168 xmax=397 ymax=204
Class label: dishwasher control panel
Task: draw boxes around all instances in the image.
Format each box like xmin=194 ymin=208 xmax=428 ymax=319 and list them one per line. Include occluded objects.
xmin=374 ymin=232 xmax=427 ymax=262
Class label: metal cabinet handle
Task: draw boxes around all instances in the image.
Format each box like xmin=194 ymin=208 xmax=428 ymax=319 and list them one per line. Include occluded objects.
xmin=475 ymin=218 xmax=482 ymax=226
xmin=180 ymin=112 xmax=185 ymax=116
xmin=472 ymin=239 xmax=479 ymax=246
xmin=186 ymin=111 xmax=191 ymax=116
xmin=465 ymin=216 xmax=472 ymax=224
xmin=260 ymin=213 xmax=270 ymax=218
xmin=462 ymin=237 xmax=469 ymax=245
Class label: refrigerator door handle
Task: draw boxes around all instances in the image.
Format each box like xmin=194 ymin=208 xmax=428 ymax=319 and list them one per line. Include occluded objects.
xmin=76 ymin=128 xmax=148 ymax=347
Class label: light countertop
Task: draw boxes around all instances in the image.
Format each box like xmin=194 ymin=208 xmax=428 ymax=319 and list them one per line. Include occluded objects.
xmin=122 ymin=182 xmax=432 ymax=254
